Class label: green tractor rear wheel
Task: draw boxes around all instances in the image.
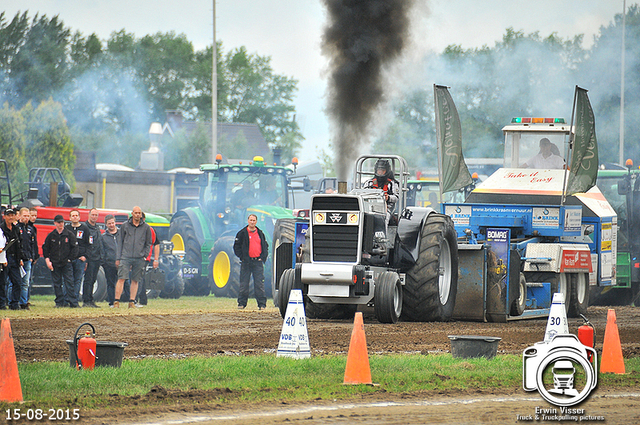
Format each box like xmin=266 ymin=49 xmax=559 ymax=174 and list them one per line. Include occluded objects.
xmin=209 ymin=236 xmax=240 ymax=298
xmin=169 ymin=215 xmax=210 ymax=296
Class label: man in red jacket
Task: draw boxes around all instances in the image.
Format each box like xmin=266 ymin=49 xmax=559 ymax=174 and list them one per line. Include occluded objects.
xmin=233 ymin=214 xmax=268 ymax=310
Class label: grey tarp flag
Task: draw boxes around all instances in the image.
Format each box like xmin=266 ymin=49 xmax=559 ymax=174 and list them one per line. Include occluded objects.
xmin=434 ymin=85 xmax=472 ymax=194
xmin=566 ymin=87 xmax=599 ymax=195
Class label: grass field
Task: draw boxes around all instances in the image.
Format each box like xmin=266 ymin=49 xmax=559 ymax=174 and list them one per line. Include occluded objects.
xmin=0 ymin=295 xmax=241 ymax=318
xmin=2 ymin=296 xmax=639 ymax=414
xmin=5 ymin=348 xmax=640 ymax=411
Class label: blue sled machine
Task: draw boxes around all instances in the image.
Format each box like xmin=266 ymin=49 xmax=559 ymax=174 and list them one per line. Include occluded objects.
xmin=444 ymin=119 xmax=616 ymax=322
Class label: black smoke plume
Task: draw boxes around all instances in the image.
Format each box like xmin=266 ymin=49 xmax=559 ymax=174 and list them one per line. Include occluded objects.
xmin=322 ymin=0 xmax=415 ymax=180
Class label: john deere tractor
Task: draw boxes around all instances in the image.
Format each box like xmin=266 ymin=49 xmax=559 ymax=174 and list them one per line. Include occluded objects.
xmin=169 ymin=156 xmax=297 ymax=296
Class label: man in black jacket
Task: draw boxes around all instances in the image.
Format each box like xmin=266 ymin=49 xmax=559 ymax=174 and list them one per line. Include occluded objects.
xmin=17 ymin=207 xmax=37 ymax=309
xmin=43 ymin=215 xmax=79 ymax=307
xmin=1 ymin=209 xmax=25 ymax=310
xmin=82 ymin=209 xmax=102 ymax=308
xmin=65 ymin=209 xmax=90 ymax=307
xmin=100 ymin=214 xmax=119 ymax=307
xmin=233 ymin=214 xmax=268 ymax=310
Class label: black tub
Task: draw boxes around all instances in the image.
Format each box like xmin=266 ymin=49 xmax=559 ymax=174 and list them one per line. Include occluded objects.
xmin=448 ymin=335 xmax=501 ymax=359
xmin=66 ymin=340 xmax=128 ymax=368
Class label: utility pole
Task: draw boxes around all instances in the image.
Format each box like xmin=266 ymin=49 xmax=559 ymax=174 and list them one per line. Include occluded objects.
xmin=212 ymin=0 xmax=218 ymax=162
xmin=620 ymin=0 xmax=626 ymax=165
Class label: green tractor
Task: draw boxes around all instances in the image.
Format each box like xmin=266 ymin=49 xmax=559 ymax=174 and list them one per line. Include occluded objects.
xmin=590 ymin=164 xmax=640 ymax=306
xmin=169 ymin=155 xmax=298 ymax=296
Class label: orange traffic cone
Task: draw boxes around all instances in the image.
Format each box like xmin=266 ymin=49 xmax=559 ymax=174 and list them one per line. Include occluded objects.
xmin=600 ymin=309 xmax=625 ymax=374
xmin=0 ymin=318 xmax=23 ymax=402
xmin=343 ymin=312 xmax=372 ymax=385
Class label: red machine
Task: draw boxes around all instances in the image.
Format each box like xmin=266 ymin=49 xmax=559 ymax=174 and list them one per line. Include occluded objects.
xmin=33 ymin=206 xmax=130 ymax=257
xmin=74 ymin=323 xmax=97 ymax=370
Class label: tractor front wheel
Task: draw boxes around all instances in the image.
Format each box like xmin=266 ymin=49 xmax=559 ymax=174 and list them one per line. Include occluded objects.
xmin=374 ymin=271 xmax=403 ymax=324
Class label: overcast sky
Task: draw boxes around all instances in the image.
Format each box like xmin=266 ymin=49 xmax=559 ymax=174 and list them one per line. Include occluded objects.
xmin=3 ymin=1 xmax=626 ymax=162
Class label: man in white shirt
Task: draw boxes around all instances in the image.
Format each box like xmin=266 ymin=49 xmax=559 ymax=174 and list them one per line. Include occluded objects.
xmin=523 ymin=138 xmax=565 ymax=169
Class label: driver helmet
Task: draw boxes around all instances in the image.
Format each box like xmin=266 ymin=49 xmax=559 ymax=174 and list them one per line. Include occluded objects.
xmin=374 ymin=159 xmax=393 ymax=185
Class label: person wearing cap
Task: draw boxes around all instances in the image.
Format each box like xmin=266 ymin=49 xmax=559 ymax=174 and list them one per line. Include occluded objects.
xmin=42 ymin=214 xmax=79 ymax=308
xmin=1 ymin=208 xmax=26 ymax=310
xmin=522 ymin=138 xmax=565 ymax=169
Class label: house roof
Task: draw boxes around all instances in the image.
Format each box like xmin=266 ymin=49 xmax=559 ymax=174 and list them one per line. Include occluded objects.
xmin=163 ymin=111 xmax=270 ymax=158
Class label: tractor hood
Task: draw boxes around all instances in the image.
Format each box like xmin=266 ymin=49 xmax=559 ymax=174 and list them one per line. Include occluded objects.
xmin=246 ymin=205 xmax=295 ymax=219
xmin=466 ymin=168 xmax=616 ymax=219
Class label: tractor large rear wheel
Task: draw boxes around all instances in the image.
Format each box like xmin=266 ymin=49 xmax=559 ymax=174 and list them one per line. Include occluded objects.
xmin=278 ymin=268 xmax=296 ymax=318
xmin=272 ymin=219 xmax=297 ymax=307
xmin=169 ymin=215 xmax=210 ymax=296
xmin=209 ymin=236 xmax=241 ymax=298
xmin=568 ymin=272 xmax=589 ymax=317
xmin=402 ymin=213 xmax=458 ymax=322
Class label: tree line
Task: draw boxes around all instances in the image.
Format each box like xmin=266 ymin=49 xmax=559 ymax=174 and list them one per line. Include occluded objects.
xmin=0 ymin=10 xmax=304 ymax=191
xmin=2 ymin=8 xmax=639 ymax=186
xmin=370 ymin=6 xmax=640 ymax=173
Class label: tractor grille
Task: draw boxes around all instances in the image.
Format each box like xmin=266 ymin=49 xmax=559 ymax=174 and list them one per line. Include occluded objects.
xmin=312 ymin=196 xmax=359 ymax=211
xmin=312 ymin=225 xmax=359 ymax=262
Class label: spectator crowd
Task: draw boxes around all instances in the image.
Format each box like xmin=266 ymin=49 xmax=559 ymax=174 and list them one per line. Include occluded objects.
xmin=0 ymin=206 xmax=158 ymax=310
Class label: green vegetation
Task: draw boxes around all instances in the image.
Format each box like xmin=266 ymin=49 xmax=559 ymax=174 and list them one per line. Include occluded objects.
xmin=0 ymin=11 xmax=303 ymax=168
xmin=0 ymin=295 xmax=239 ymax=319
xmin=371 ymin=6 xmax=640 ymax=169
xmin=5 ymin=350 xmax=640 ymax=411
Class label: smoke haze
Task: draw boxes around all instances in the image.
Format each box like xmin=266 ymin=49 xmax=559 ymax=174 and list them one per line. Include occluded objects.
xmin=322 ymin=0 xmax=416 ymax=180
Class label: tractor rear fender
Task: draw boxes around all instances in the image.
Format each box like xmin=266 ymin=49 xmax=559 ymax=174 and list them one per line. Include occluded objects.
xmin=394 ymin=206 xmax=437 ymax=271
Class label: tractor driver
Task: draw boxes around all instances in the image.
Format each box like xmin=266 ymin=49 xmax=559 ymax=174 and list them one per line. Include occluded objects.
xmin=365 ymin=159 xmax=400 ymax=216
xmin=522 ymin=138 xmax=565 ymax=169
xmin=258 ymin=177 xmax=282 ymax=206
xmin=231 ymin=181 xmax=256 ymax=211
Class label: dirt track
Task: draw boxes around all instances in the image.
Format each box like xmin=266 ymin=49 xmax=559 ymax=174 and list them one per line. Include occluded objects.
xmin=9 ymin=305 xmax=640 ymax=362
xmin=6 ymin=304 xmax=640 ymax=424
